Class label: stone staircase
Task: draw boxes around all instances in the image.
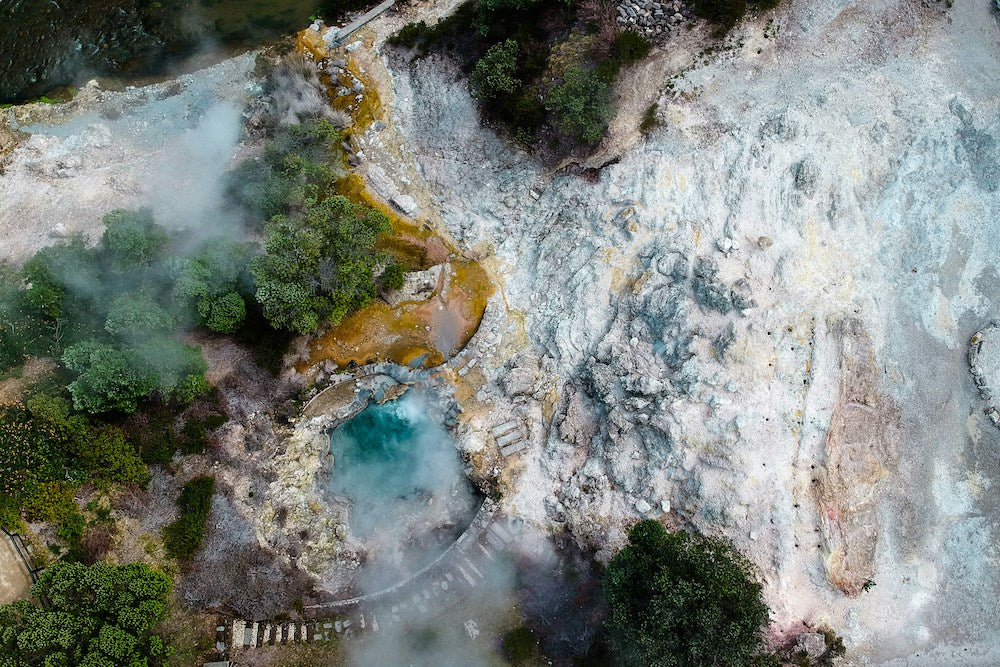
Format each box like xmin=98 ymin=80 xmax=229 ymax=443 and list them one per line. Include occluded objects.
xmin=225 ymin=511 xmax=527 ymax=657
xmin=492 ymin=419 xmax=527 ymax=457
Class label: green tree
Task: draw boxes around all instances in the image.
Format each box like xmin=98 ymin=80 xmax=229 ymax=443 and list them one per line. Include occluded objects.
xmin=62 ymin=337 xmax=207 ymax=414
xmin=0 ymin=265 xmax=56 ymax=371
xmin=170 ymin=239 xmax=254 ymax=334
xmin=63 ymin=340 xmax=159 ymax=414
xmin=378 ymin=261 xmax=407 ymax=291
xmin=226 ymin=119 xmax=343 ymax=223
xmin=0 ymin=561 xmax=172 ymax=666
xmin=545 ymin=65 xmax=614 ymax=143
xmin=105 ymin=293 xmax=174 ymax=338
xmin=101 ymin=209 xmax=170 ymax=274
xmin=471 ymin=39 xmax=522 ymax=99
xmin=603 ymin=520 xmax=770 ymax=667
xmin=251 ymin=195 xmax=391 ymax=334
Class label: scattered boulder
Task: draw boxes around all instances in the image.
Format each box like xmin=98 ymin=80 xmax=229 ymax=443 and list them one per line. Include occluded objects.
xmin=391 ymin=193 xmax=419 ymax=216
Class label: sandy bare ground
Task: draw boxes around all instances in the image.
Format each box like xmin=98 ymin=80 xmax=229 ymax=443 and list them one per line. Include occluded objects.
xmin=0 ymin=535 xmax=32 ymax=604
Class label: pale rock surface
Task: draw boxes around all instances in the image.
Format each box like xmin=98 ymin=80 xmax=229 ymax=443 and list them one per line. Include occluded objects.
xmin=383 ymin=0 xmax=1000 ymax=663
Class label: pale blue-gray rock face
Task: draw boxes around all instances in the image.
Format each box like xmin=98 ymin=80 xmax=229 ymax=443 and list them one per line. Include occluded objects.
xmin=388 ymin=0 xmax=1000 ymax=663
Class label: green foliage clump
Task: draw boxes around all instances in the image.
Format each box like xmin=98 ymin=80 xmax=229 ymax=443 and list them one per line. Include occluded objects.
xmin=62 ymin=337 xmax=206 ymax=415
xmin=694 ymin=0 xmax=780 ymax=33
xmin=252 ymin=196 xmax=391 ymax=334
xmin=170 ymin=238 xmax=253 ymax=335
xmin=641 ymin=102 xmax=659 ymax=134
xmin=102 ymin=208 xmax=171 ymax=274
xmin=613 ymin=30 xmax=652 ymax=64
xmin=1 ymin=208 xmax=213 ymax=414
xmin=225 ymin=118 xmax=397 ymax=336
xmin=0 ymin=396 xmax=148 ymax=533
xmin=162 ymin=476 xmax=215 ymax=560
xmin=105 ymin=293 xmax=175 ymax=337
xmin=502 ymin=626 xmax=538 ymax=663
xmin=378 ymin=261 xmax=407 ymax=291
xmin=225 ymin=119 xmax=342 ymax=224
xmin=471 ymin=39 xmax=522 ymax=99
xmin=390 ymin=0 xmax=633 ymax=148
xmin=603 ymin=520 xmax=770 ymax=667
xmin=546 ymin=65 xmax=614 ymax=144
xmin=0 ymin=561 xmax=172 ymax=666
xmin=0 ymin=265 xmax=57 ymax=370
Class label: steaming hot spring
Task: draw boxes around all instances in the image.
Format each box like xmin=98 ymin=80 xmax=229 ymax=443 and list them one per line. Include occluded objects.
xmin=323 ymin=388 xmax=482 ymax=590
xmin=260 ymin=375 xmax=485 ymax=599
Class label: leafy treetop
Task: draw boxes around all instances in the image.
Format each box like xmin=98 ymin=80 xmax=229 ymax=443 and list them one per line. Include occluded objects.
xmin=0 ymin=561 xmax=173 ymax=667
xmin=603 ymin=520 xmax=770 ymax=667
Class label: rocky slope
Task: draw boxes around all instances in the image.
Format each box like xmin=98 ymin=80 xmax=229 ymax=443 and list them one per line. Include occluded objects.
xmin=1 ymin=0 xmax=999 ymax=661
xmin=378 ymin=0 xmax=1000 ymax=663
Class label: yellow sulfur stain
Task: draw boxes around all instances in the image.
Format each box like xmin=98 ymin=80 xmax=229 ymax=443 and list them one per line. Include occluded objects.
xmin=291 ymin=29 xmax=495 ymax=373
xmin=301 ymin=260 xmax=494 ymax=371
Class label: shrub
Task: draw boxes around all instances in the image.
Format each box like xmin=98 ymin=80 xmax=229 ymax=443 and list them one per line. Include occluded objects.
xmin=695 ymin=0 xmax=781 ymax=32
xmin=225 ymin=119 xmax=342 ymax=224
xmin=0 ymin=398 xmax=150 ymax=532
xmin=101 ymin=208 xmax=170 ymax=274
xmin=604 ymin=520 xmax=770 ymax=666
xmin=613 ymin=30 xmax=651 ymax=63
xmin=0 ymin=561 xmax=172 ymax=665
xmin=162 ymin=476 xmax=215 ymax=560
xmin=545 ymin=65 xmax=614 ymax=143
xmin=180 ymin=413 xmax=227 ymax=455
xmin=170 ymin=238 xmax=254 ymax=334
xmin=502 ymin=626 xmax=538 ymax=663
xmin=251 ymin=195 xmax=391 ymax=334
xmin=471 ymin=39 xmax=522 ymax=99
xmin=378 ymin=261 xmax=407 ymax=291
xmin=105 ymin=293 xmax=175 ymax=338
xmin=640 ymin=102 xmax=659 ymax=133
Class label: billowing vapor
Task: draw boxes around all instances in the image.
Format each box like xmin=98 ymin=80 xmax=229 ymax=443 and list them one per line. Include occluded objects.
xmin=149 ymin=102 xmax=244 ymax=238
xmin=327 ymin=389 xmax=479 ymax=590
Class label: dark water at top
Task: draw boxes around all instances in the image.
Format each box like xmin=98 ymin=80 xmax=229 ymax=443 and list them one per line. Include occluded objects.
xmin=0 ymin=0 xmax=368 ymax=104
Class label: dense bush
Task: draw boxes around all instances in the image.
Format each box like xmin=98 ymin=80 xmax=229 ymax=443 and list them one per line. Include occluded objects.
xmin=225 ymin=118 xmax=343 ymax=224
xmin=603 ymin=520 xmax=770 ymax=666
xmin=640 ymin=102 xmax=659 ymax=133
xmin=252 ymin=195 xmax=391 ymax=334
xmin=0 ymin=561 xmax=172 ymax=666
xmin=613 ymin=30 xmax=652 ymax=63
xmin=378 ymin=261 xmax=407 ymax=291
xmin=389 ymin=0 xmax=633 ymax=148
xmin=471 ymin=39 xmax=522 ymax=99
xmin=694 ymin=0 xmax=780 ymax=32
xmin=226 ymin=119 xmax=399 ymax=335
xmin=502 ymin=626 xmax=538 ymax=663
xmin=162 ymin=476 xmax=215 ymax=560
xmin=0 ymin=397 xmax=148 ymax=533
xmin=546 ymin=65 xmax=615 ymax=143
xmin=170 ymin=238 xmax=255 ymax=334
xmin=0 ymin=209 xmax=212 ymax=414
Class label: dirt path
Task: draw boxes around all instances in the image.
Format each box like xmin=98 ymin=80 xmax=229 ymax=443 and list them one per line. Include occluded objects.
xmin=0 ymin=535 xmax=32 ymax=604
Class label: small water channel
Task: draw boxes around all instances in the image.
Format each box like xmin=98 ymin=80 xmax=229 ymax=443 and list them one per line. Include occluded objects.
xmin=326 ymin=388 xmax=482 ymax=589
